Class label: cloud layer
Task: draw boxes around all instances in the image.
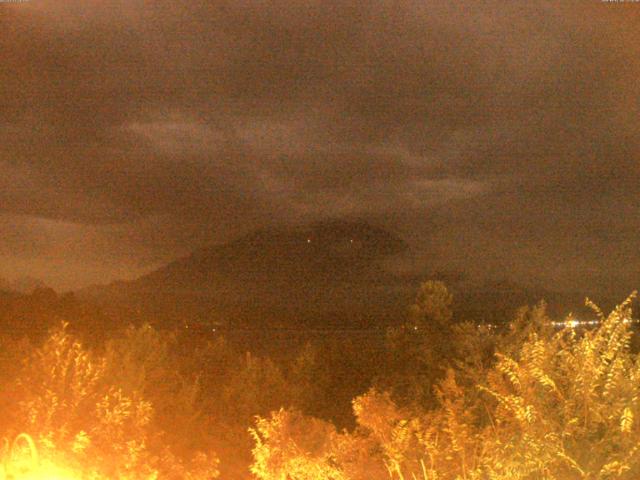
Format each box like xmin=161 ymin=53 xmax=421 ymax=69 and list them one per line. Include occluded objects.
xmin=0 ymin=1 xmax=638 ymax=292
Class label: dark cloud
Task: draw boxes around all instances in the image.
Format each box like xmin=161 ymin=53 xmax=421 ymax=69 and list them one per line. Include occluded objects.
xmin=0 ymin=0 xmax=638 ymax=292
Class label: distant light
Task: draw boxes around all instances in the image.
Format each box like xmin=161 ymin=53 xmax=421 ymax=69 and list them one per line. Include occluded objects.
xmin=307 ymin=239 xmax=311 ymax=243
xmin=549 ymin=318 xmax=639 ymax=329
xmin=350 ymin=239 xmax=354 ymax=243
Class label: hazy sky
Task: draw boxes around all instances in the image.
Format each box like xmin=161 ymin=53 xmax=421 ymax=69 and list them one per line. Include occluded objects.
xmin=0 ymin=1 xmax=638 ymax=294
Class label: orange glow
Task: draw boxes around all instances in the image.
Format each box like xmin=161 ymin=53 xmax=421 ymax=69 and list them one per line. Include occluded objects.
xmin=3 ymin=434 xmax=80 ymax=480
xmin=11 ymin=463 xmax=79 ymax=480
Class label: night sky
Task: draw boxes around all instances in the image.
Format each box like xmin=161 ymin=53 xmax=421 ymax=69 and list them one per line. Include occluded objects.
xmin=0 ymin=1 xmax=638 ymax=295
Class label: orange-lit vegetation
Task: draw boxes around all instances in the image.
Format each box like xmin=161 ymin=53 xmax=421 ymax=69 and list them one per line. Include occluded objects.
xmin=250 ymin=293 xmax=640 ymax=480
xmin=0 ymin=283 xmax=639 ymax=478
xmin=1 ymin=323 xmax=218 ymax=479
xmin=2 ymin=433 xmax=79 ymax=479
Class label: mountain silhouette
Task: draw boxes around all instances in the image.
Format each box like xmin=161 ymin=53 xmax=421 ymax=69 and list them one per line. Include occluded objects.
xmin=81 ymin=219 xmax=600 ymax=331
xmin=82 ymin=220 xmax=411 ymax=328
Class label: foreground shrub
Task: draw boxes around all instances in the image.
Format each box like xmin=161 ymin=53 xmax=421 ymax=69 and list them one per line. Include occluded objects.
xmin=3 ymin=323 xmax=219 ymax=479
xmin=251 ymin=295 xmax=640 ymax=480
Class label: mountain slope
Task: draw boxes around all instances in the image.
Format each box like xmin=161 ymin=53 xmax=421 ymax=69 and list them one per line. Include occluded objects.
xmin=81 ymin=219 xmax=599 ymax=330
xmin=82 ymin=220 xmax=411 ymax=327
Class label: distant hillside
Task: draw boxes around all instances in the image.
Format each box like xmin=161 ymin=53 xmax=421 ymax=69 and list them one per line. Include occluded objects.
xmin=81 ymin=220 xmax=413 ymax=327
xmin=143 ymin=219 xmax=406 ymax=288
xmin=0 ymin=287 xmax=117 ymax=344
xmin=80 ymin=219 xmax=601 ymax=330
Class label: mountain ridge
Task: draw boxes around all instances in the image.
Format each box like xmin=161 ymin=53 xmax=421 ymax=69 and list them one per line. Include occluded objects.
xmin=78 ymin=219 xmax=607 ymax=330
xmin=79 ymin=220 xmax=412 ymax=327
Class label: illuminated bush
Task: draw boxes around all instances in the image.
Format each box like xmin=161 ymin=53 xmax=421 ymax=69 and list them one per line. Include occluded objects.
xmin=250 ymin=408 xmax=346 ymax=480
xmin=3 ymin=323 xmax=219 ymax=479
xmin=251 ymin=295 xmax=640 ymax=480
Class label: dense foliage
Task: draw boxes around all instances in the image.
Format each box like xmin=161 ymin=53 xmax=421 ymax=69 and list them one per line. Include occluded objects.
xmin=250 ymin=292 xmax=640 ymax=480
xmin=0 ymin=283 xmax=638 ymax=479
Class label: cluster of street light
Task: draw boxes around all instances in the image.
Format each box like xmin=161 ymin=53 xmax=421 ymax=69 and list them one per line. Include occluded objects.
xmin=551 ymin=318 xmax=638 ymax=329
